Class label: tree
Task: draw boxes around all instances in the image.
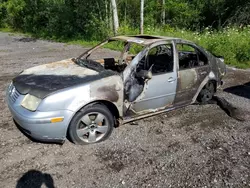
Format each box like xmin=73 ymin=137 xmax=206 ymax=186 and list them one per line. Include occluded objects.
xmin=140 ymin=0 xmax=144 ymax=34
xmin=111 ymin=0 xmax=119 ymax=35
xmin=162 ymin=0 xmax=165 ymax=24
xmin=0 ymin=0 xmax=7 ymax=27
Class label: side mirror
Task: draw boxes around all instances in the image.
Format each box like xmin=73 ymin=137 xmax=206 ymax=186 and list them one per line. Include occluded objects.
xmin=135 ymin=70 xmax=152 ymax=80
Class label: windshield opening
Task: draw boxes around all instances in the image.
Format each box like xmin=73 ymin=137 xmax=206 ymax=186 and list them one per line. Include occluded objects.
xmin=75 ymin=39 xmax=144 ymax=73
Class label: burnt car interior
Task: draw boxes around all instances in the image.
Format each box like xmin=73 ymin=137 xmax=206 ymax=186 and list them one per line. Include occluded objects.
xmin=76 ymin=39 xmax=144 ymax=74
xmin=147 ymin=44 xmax=174 ymax=74
xmin=136 ymin=44 xmax=174 ymax=74
xmin=125 ymin=43 xmax=174 ymax=102
xmin=76 ymin=39 xmax=175 ymax=103
xmin=177 ymin=44 xmax=208 ymax=70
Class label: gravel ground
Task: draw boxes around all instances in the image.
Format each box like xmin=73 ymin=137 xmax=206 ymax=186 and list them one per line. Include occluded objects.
xmin=0 ymin=32 xmax=250 ymax=188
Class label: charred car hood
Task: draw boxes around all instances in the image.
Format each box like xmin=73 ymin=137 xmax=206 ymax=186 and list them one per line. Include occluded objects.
xmin=13 ymin=59 xmax=116 ymax=98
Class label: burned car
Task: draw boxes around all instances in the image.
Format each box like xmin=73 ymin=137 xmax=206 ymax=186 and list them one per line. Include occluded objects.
xmin=6 ymin=35 xmax=226 ymax=144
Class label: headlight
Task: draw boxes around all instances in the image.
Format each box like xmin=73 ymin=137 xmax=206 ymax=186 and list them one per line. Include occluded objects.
xmin=21 ymin=94 xmax=41 ymax=111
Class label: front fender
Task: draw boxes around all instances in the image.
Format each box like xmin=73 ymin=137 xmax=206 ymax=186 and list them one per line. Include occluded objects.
xmin=37 ymin=85 xmax=91 ymax=112
xmin=60 ymin=75 xmax=124 ymax=116
xmin=38 ymin=75 xmax=124 ymax=117
xmin=89 ymin=75 xmax=124 ymax=116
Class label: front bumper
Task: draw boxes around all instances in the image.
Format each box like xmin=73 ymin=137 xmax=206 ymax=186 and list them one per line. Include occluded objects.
xmin=7 ymin=90 xmax=74 ymax=142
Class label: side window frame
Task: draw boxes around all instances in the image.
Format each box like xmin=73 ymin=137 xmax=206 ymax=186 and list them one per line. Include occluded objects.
xmin=144 ymin=41 xmax=175 ymax=75
xmin=176 ymin=42 xmax=209 ymax=71
xmin=195 ymin=47 xmax=209 ymax=67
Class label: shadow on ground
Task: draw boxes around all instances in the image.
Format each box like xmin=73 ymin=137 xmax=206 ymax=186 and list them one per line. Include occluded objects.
xmin=224 ymin=82 xmax=250 ymax=99
xmin=209 ymin=96 xmax=248 ymax=121
xmin=16 ymin=170 xmax=55 ymax=188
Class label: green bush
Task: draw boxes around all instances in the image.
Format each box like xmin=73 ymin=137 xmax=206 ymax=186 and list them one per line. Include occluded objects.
xmin=1 ymin=0 xmax=249 ymax=68
xmin=3 ymin=0 xmax=112 ymax=40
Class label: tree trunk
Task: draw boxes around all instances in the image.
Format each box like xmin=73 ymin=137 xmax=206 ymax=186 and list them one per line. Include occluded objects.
xmin=124 ymin=0 xmax=127 ymax=25
xmin=140 ymin=0 xmax=144 ymax=34
xmin=162 ymin=0 xmax=165 ymax=24
xmin=105 ymin=0 xmax=108 ymax=25
xmin=111 ymin=0 xmax=119 ymax=35
xmin=109 ymin=1 xmax=113 ymax=31
xmin=96 ymin=1 xmax=102 ymax=21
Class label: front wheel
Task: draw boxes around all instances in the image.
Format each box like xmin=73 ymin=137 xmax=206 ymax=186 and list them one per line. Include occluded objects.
xmin=197 ymin=81 xmax=215 ymax=104
xmin=68 ymin=103 xmax=114 ymax=145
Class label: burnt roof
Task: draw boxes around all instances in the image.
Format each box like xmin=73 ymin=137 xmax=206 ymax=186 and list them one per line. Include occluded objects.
xmin=129 ymin=35 xmax=162 ymax=39
xmin=111 ymin=35 xmax=180 ymax=45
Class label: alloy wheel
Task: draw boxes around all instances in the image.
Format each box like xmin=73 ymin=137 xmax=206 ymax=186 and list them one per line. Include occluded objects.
xmin=76 ymin=112 xmax=109 ymax=143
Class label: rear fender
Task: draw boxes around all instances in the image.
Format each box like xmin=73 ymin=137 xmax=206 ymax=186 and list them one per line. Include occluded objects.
xmin=192 ymin=71 xmax=217 ymax=103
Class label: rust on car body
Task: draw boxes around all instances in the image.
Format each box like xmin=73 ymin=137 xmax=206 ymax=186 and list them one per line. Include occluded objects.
xmin=45 ymin=59 xmax=75 ymax=68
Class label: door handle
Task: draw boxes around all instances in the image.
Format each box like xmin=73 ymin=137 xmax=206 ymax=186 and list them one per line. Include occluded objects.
xmin=168 ymin=77 xmax=176 ymax=82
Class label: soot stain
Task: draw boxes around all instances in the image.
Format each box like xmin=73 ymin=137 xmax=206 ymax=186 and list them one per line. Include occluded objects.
xmin=97 ymin=85 xmax=119 ymax=102
xmin=13 ymin=70 xmax=116 ymax=99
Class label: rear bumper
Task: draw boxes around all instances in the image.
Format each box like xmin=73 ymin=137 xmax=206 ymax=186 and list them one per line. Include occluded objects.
xmin=7 ymin=93 xmax=74 ymax=142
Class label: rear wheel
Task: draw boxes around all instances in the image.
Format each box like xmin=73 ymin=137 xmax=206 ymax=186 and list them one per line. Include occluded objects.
xmin=197 ymin=81 xmax=215 ymax=104
xmin=68 ymin=103 xmax=114 ymax=145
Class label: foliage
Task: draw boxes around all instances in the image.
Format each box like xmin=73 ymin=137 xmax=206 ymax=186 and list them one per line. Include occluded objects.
xmin=0 ymin=0 xmax=8 ymax=27
xmin=83 ymin=26 xmax=250 ymax=69
xmin=3 ymin=0 xmax=111 ymax=40
xmin=163 ymin=0 xmax=202 ymax=29
xmin=2 ymin=0 xmax=250 ymax=37
xmin=0 ymin=0 xmax=249 ymax=68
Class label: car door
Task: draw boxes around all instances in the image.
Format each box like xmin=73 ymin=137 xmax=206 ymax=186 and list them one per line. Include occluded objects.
xmin=174 ymin=42 xmax=210 ymax=105
xmin=129 ymin=42 xmax=177 ymax=113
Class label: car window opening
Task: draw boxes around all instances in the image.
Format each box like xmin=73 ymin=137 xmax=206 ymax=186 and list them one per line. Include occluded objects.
xmin=147 ymin=44 xmax=174 ymax=74
xmin=125 ymin=44 xmax=174 ymax=102
xmin=177 ymin=44 xmax=208 ymax=70
xmin=135 ymin=44 xmax=174 ymax=74
xmin=75 ymin=40 xmax=144 ymax=74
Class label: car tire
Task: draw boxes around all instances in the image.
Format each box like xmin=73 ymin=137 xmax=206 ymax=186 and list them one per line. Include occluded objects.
xmin=68 ymin=103 xmax=114 ymax=145
xmin=197 ymin=81 xmax=215 ymax=104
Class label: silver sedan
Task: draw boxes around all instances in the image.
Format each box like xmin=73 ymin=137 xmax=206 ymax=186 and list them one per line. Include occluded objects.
xmin=6 ymin=35 xmax=226 ymax=144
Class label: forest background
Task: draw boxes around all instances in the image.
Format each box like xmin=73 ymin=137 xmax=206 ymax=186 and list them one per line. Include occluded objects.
xmin=0 ymin=0 xmax=249 ymax=68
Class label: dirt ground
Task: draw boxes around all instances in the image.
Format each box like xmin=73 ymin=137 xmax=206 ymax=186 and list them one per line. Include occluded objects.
xmin=0 ymin=32 xmax=250 ymax=188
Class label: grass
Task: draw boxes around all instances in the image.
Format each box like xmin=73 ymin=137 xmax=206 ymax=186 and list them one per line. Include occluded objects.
xmin=67 ymin=40 xmax=99 ymax=47
xmin=0 ymin=27 xmax=31 ymax=36
xmin=1 ymin=26 xmax=250 ymax=69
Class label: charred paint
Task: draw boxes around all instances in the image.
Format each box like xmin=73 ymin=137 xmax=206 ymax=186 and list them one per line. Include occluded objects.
xmin=13 ymin=72 xmax=116 ymax=99
xmin=173 ymin=68 xmax=198 ymax=104
xmin=97 ymin=85 xmax=119 ymax=102
xmin=21 ymin=59 xmax=99 ymax=76
xmin=112 ymin=35 xmax=179 ymax=46
xmin=13 ymin=58 xmax=117 ymax=99
xmin=45 ymin=59 xmax=74 ymax=68
xmin=89 ymin=76 xmax=124 ymax=116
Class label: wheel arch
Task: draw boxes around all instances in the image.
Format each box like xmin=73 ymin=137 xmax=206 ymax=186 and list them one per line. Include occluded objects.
xmin=66 ymin=100 xmax=120 ymax=135
xmin=210 ymin=79 xmax=217 ymax=92
xmin=67 ymin=100 xmax=118 ymax=144
xmin=83 ymin=100 xmax=120 ymax=122
xmin=192 ymin=76 xmax=217 ymax=103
